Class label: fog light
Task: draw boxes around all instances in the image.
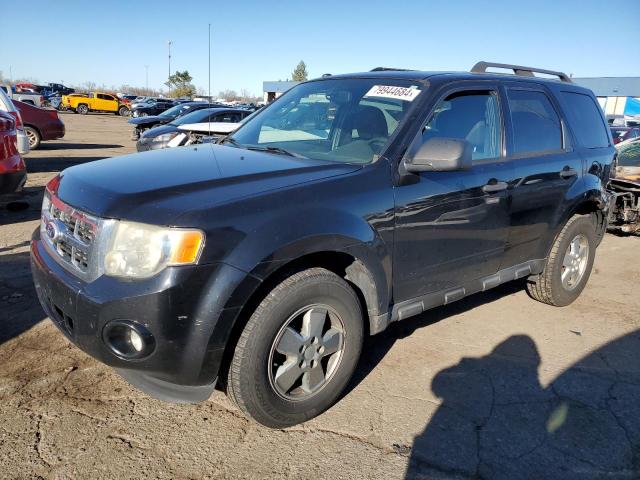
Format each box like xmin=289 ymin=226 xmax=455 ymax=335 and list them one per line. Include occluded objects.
xmin=102 ymin=320 xmax=155 ymax=359
xmin=129 ymin=329 xmax=144 ymax=352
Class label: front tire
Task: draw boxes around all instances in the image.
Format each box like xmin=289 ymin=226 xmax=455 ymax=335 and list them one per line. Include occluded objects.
xmin=526 ymin=214 xmax=597 ymax=306
xmin=227 ymin=268 xmax=363 ymax=428
xmin=118 ymin=106 xmax=130 ymax=116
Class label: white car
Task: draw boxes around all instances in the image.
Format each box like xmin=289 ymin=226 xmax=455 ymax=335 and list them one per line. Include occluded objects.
xmin=0 ymin=87 xmax=29 ymax=155
xmin=166 ymin=122 xmax=241 ymax=148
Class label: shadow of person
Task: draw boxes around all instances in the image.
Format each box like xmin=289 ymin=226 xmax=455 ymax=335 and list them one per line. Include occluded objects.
xmin=406 ymin=333 xmax=640 ymax=480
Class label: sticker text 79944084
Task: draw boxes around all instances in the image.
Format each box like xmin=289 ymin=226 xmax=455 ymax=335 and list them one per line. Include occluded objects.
xmin=364 ymin=85 xmax=421 ymax=102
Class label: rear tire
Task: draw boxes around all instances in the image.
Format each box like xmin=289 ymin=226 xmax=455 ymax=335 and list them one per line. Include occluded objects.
xmin=24 ymin=126 xmax=41 ymax=150
xmin=227 ymin=268 xmax=363 ymax=428
xmin=76 ymin=104 xmax=88 ymax=115
xmin=526 ymin=214 xmax=597 ymax=306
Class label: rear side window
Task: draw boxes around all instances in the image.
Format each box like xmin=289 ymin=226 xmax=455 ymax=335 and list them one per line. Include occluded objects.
xmin=508 ymin=89 xmax=562 ymax=154
xmin=561 ymin=92 xmax=610 ymax=148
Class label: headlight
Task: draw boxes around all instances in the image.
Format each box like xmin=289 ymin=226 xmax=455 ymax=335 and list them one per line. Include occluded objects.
xmin=104 ymin=221 xmax=204 ymax=279
xmin=152 ymin=132 xmax=178 ymax=144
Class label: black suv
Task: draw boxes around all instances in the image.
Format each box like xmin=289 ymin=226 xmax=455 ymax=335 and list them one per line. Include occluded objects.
xmin=31 ymin=62 xmax=614 ymax=428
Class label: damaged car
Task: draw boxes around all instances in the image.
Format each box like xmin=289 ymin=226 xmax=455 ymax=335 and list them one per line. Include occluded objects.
xmin=608 ymin=138 xmax=640 ymax=234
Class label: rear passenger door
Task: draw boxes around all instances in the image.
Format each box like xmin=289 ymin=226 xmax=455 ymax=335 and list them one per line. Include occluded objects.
xmin=500 ymin=84 xmax=584 ymax=267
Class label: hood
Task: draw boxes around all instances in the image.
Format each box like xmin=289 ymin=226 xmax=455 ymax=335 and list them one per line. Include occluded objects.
xmin=177 ymin=122 xmax=238 ymax=134
xmin=128 ymin=115 xmax=171 ymax=126
xmin=56 ymin=144 xmax=360 ymax=224
xmin=140 ymin=123 xmax=178 ymax=139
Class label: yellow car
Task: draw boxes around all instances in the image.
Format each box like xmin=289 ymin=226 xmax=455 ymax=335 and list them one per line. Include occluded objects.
xmin=61 ymin=92 xmax=130 ymax=116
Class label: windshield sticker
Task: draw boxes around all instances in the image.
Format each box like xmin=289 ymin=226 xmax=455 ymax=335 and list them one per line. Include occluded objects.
xmin=364 ymin=85 xmax=421 ymax=102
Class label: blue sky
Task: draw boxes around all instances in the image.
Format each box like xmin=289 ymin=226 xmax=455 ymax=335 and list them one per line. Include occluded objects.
xmin=1 ymin=0 xmax=638 ymax=95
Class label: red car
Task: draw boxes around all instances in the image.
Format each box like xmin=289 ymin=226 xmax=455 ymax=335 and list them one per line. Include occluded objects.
xmin=0 ymin=111 xmax=27 ymax=195
xmin=15 ymin=100 xmax=65 ymax=150
xmin=611 ymin=126 xmax=640 ymax=145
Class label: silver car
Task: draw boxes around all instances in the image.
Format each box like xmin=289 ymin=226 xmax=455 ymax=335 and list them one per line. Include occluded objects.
xmin=0 ymin=87 xmax=29 ymax=155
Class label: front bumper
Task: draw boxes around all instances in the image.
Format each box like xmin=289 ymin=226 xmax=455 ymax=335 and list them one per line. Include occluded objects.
xmin=30 ymin=228 xmax=259 ymax=402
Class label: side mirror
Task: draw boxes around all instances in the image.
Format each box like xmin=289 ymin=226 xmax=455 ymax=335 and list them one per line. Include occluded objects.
xmin=404 ymin=138 xmax=472 ymax=173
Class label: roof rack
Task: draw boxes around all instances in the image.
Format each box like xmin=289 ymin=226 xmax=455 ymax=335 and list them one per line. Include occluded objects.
xmin=470 ymin=61 xmax=572 ymax=83
xmin=370 ymin=67 xmax=415 ymax=72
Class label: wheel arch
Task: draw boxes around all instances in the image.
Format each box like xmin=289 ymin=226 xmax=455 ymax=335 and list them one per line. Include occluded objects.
xmin=544 ymin=194 xmax=606 ymax=259
xmin=24 ymin=123 xmax=42 ymax=137
xmin=212 ymin=248 xmax=389 ymax=388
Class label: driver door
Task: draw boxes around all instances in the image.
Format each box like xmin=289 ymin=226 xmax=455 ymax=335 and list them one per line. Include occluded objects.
xmin=393 ymin=85 xmax=514 ymax=302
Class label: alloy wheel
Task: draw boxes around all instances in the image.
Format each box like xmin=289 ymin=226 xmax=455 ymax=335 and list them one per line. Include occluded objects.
xmin=561 ymin=233 xmax=589 ymax=290
xmin=268 ymin=305 xmax=345 ymax=401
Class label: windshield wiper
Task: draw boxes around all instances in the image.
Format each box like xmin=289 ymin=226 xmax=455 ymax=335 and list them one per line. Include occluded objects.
xmin=219 ymin=136 xmax=242 ymax=147
xmin=245 ymin=145 xmax=307 ymax=159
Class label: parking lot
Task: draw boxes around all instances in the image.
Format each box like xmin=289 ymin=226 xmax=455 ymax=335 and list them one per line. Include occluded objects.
xmin=1 ymin=113 xmax=639 ymax=479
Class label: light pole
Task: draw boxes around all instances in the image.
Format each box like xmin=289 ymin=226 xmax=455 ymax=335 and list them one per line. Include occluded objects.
xmin=145 ymin=65 xmax=149 ymax=90
xmin=208 ymin=24 xmax=211 ymax=100
xmin=167 ymin=40 xmax=173 ymax=95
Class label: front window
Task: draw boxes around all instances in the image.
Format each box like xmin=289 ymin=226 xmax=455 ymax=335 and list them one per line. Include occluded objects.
xmin=421 ymin=90 xmax=501 ymax=161
xmin=227 ymin=78 xmax=423 ymax=164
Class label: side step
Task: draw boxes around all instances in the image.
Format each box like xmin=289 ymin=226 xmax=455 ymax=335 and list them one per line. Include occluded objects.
xmin=386 ymin=259 xmax=544 ymax=327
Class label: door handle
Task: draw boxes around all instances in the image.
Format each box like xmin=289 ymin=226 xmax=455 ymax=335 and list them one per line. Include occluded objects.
xmin=559 ymin=167 xmax=578 ymax=179
xmin=482 ymin=181 xmax=508 ymax=193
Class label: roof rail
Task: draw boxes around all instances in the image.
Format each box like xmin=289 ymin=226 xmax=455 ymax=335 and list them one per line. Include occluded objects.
xmin=370 ymin=67 xmax=415 ymax=72
xmin=470 ymin=61 xmax=572 ymax=83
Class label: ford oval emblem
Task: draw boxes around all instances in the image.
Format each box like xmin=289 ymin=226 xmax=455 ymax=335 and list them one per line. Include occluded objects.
xmin=45 ymin=221 xmax=58 ymax=241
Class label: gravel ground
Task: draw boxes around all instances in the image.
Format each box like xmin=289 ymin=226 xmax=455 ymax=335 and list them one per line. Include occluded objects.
xmin=1 ymin=113 xmax=639 ymax=479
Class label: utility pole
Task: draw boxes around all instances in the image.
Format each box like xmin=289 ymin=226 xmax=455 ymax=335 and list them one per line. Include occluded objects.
xmin=208 ymin=24 xmax=211 ymax=100
xmin=145 ymin=65 xmax=149 ymax=90
xmin=167 ymin=40 xmax=173 ymax=95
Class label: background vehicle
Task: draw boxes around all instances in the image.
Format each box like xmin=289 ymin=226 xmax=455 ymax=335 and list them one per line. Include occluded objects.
xmin=167 ymin=121 xmax=242 ymax=148
xmin=0 ymin=85 xmax=45 ymax=107
xmin=128 ymin=102 xmax=221 ymax=139
xmin=608 ymin=138 xmax=640 ymax=234
xmin=0 ymin=87 xmax=29 ymax=155
xmin=62 ymin=91 xmax=130 ymax=116
xmin=0 ymin=111 xmax=26 ymax=196
xmin=31 ymin=63 xmax=614 ymax=428
xmin=130 ymin=99 xmax=176 ymax=117
xmin=136 ymin=108 xmax=250 ymax=151
xmin=14 ymin=100 xmax=65 ymax=150
xmin=611 ymin=126 xmax=640 ymax=145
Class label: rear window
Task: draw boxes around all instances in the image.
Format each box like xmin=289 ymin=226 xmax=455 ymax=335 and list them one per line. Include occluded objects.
xmin=561 ymin=92 xmax=610 ymax=148
xmin=508 ymin=89 xmax=563 ymax=155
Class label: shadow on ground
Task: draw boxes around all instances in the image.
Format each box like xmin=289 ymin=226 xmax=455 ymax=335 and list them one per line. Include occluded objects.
xmin=37 ymin=143 xmax=123 ymax=150
xmin=404 ymin=331 xmax=640 ymax=480
xmin=0 ymin=250 xmax=46 ymax=345
xmin=347 ymin=281 xmax=526 ymax=396
xmin=0 ymin=186 xmax=45 ymax=224
xmin=25 ymin=156 xmax=109 ymax=173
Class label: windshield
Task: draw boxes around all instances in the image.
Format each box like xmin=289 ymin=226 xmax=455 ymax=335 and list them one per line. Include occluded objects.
xmin=617 ymin=141 xmax=640 ymax=167
xmin=170 ymin=108 xmax=217 ymax=126
xmin=227 ymin=78 xmax=423 ymax=164
xmin=159 ymin=104 xmax=187 ymax=118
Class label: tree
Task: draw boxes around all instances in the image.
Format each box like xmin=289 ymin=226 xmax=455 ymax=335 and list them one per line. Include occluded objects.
xmin=165 ymin=70 xmax=196 ymax=98
xmin=218 ymin=89 xmax=239 ymax=101
xmin=291 ymin=61 xmax=308 ymax=82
